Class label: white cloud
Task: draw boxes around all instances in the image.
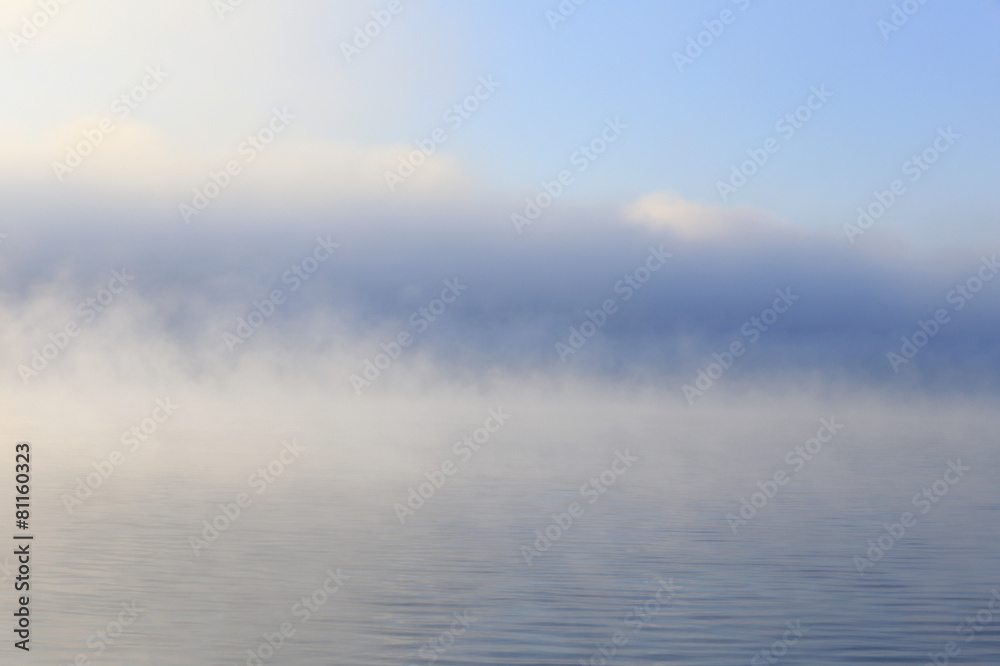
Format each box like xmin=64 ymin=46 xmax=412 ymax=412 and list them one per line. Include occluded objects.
xmin=0 ymin=116 xmax=475 ymax=210
xmin=624 ymin=190 xmax=785 ymax=239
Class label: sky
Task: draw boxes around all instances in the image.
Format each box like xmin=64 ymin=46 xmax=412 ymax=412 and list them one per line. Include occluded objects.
xmin=0 ymin=0 xmax=997 ymax=239
xmin=1 ymin=1 xmax=999 ymax=466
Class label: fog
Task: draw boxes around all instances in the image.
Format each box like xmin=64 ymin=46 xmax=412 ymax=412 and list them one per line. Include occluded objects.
xmin=1 ymin=205 xmax=997 ymax=492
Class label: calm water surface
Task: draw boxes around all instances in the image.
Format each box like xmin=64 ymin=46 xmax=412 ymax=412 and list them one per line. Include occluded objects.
xmin=29 ymin=442 xmax=1000 ymax=665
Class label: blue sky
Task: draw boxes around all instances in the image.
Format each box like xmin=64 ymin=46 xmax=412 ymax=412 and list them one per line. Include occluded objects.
xmin=2 ymin=0 xmax=997 ymax=246
xmin=426 ymin=0 xmax=999 ymax=240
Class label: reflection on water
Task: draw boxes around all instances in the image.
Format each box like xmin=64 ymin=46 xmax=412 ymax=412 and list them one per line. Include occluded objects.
xmin=31 ymin=444 xmax=1000 ymax=665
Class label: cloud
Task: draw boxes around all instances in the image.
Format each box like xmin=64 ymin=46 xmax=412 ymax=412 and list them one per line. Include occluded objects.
xmin=0 ymin=193 xmax=997 ymax=392
xmin=0 ymin=117 xmax=475 ymax=212
xmin=623 ymin=190 xmax=785 ymax=239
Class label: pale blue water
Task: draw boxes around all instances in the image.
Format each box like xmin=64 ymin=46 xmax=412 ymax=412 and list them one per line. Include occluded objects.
xmin=31 ymin=442 xmax=1000 ymax=665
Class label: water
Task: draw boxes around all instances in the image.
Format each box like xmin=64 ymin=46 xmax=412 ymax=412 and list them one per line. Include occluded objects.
xmin=27 ymin=440 xmax=1000 ymax=665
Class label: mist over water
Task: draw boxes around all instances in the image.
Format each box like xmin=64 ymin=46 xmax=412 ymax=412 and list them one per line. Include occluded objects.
xmin=4 ymin=1 xmax=1000 ymax=661
xmin=3 ymin=275 xmax=997 ymax=662
xmin=0 ymin=211 xmax=997 ymax=664
xmin=27 ymin=427 xmax=1000 ymax=664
